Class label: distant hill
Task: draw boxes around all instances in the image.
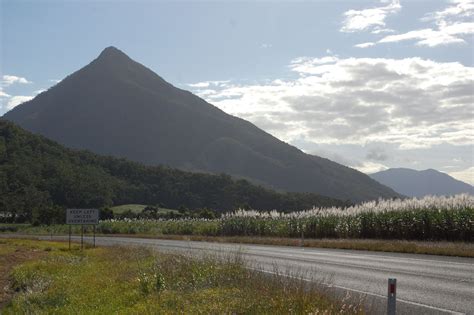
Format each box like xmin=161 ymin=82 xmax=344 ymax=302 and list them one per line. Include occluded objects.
xmin=0 ymin=120 xmax=348 ymax=223
xmin=370 ymin=168 xmax=473 ymax=197
xmin=2 ymin=46 xmax=400 ymax=202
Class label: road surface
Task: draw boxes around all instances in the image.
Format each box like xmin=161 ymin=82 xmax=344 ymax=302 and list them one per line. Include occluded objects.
xmin=4 ymin=235 xmax=473 ymax=314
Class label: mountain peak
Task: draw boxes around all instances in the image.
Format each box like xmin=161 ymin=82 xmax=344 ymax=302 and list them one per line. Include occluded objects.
xmin=97 ymin=46 xmax=130 ymax=62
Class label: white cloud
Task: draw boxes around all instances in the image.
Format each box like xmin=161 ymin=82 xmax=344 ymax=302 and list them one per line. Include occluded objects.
xmin=340 ymin=0 xmax=401 ymax=33
xmin=260 ymin=43 xmax=272 ymax=49
xmin=354 ymin=42 xmax=376 ymax=48
xmin=0 ymin=89 xmax=10 ymax=98
xmin=379 ymin=22 xmax=474 ymax=47
xmin=6 ymin=96 xmax=33 ymax=110
xmin=368 ymin=0 xmax=474 ymax=47
xmin=422 ymin=0 xmax=474 ymax=23
xmin=188 ymin=80 xmax=230 ymax=89
xmin=354 ymin=161 xmax=389 ymax=174
xmin=2 ymin=75 xmax=32 ymax=87
xmin=371 ymin=28 xmax=395 ymax=34
xmin=189 ymin=56 xmax=474 ymax=151
xmin=350 ymin=0 xmax=474 ymax=47
xmin=188 ymin=82 xmax=210 ymax=88
xmin=0 ymin=74 xmax=35 ymax=113
xmin=449 ymin=166 xmax=474 ymax=185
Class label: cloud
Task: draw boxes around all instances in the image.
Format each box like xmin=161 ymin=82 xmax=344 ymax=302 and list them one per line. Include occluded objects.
xmin=379 ymin=23 xmax=474 ymax=47
xmin=260 ymin=43 xmax=273 ymax=49
xmin=340 ymin=0 xmax=401 ymax=33
xmin=366 ymin=147 xmax=388 ymax=161
xmin=6 ymin=96 xmax=33 ymax=110
xmin=422 ymin=0 xmax=474 ymax=23
xmin=371 ymin=27 xmax=395 ymax=34
xmin=358 ymin=0 xmax=474 ymax=47
xmin=449 ymin=166 xmax=474 ymax=185
xmin=188 ymin=80 xmax=230 ymax=89
xmin=188 ymin=82 xmax=210 ymax=88
xmin=0 ymin=90 xmax=11 ymax=98
xmin=189 ymin=56 xmax=474 ymax=151
xmin=2 ymin=75 xmax=32 ymax=87
xmin=354 ymin=161 xmax=389 ymax=174
xmin=354 ymin=42 xmax=376 ymax=48
xmin=0 ymin=75 xmax=34 ymax=113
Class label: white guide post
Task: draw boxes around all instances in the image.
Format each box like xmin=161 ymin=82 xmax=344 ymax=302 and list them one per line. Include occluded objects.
xmin=387 ymin=278 xmax=397 ymax=315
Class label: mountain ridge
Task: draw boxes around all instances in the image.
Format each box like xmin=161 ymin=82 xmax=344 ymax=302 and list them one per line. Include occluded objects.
xmin=370 ymin=168 xmax=473 ymax=197
xmin=3 ymin=46 xmax=401 ymax=202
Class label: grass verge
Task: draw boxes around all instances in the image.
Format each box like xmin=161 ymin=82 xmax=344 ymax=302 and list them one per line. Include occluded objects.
xmin=1 ymin=238 xmax=363 ymax=314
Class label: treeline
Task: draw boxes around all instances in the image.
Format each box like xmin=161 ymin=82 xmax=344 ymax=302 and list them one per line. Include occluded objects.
xmin=0 ymin=120 xmax=349 ymax=224
xmin=110 ymin=206 xmax=220 ymax=220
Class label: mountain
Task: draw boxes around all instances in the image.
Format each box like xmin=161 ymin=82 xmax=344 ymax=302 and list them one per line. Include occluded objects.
xmin=370 ymin=168 xmax=473 ymax=197
xmin=0 ymin=120 xmax=348 ymax=223
xmin=2 ymin=46 xmax=400 ymax=202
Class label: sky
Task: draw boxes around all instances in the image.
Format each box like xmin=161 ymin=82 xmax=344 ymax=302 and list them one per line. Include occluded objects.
xmin=1 ymin=0 xmax=473 ymax=184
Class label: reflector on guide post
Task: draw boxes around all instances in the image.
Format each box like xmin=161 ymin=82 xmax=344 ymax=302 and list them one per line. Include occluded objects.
xmin=387 ymin=278 xmax=397 ymax=315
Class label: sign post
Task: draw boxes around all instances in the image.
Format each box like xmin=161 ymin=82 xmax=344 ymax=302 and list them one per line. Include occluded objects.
xmin=68 ymin=225 xmax=71 ymax=250
xmin=387 ymin=278 xmax=397 ymax=315
xmin=66 ymin=209 xmax=99 ymax=250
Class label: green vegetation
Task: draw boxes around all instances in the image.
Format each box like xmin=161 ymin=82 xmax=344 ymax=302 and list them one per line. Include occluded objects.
xmin=110 ymin=204 xmax=179 ymax=213
xmin=0 ymin=120 xmax=348 ymax=225
xmin=111 ymin=204 xmax=148 ymax=214
xmin=110 ymin=204 xmax=185 ymax=220
xmin=1 ymin=239 xmax=362 ymax=314
xmin=110 ymin=204 xmax=179 ymax=215
xmin=7 ymin=195 xmax=472 ymax=243
xmin=213 ymin=209 xmax=473 ymax=241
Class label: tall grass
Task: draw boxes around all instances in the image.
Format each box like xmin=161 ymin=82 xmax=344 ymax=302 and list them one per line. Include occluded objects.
xmin=220 ymin=194 xmax=473 ymax=241
xmin=6 ymin=194 xmax=473 ymax=241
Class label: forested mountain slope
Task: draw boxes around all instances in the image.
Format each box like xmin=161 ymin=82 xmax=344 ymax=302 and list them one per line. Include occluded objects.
xmin=0 ymin=120 xmax=348 ymax=222
xmin=3 ymin=46 xmax=400 ymax=202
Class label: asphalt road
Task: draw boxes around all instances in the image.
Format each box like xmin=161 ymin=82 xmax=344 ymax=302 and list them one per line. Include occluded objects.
xmin=5 ymin=235 xmax=474 ymax=314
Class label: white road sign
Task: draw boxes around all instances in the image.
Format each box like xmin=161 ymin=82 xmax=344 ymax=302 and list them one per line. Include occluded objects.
xmin=66 ymin=209 xmax=99 ymax=225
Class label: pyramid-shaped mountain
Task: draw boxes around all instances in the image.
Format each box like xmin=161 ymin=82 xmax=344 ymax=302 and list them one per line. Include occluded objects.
xmin=3 ymin=47 xmax=400 ymax=202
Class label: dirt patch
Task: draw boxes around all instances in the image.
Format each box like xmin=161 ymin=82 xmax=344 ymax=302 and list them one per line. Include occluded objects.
xmin=0 ymin=247 xmax=46 ymax=308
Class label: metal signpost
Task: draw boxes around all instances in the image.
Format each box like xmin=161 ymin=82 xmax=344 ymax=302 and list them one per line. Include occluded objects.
xmin=66 ymin=209 xmax=99 ymax=250
xmin=387 ymin=278 xmax=397 ymax=315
